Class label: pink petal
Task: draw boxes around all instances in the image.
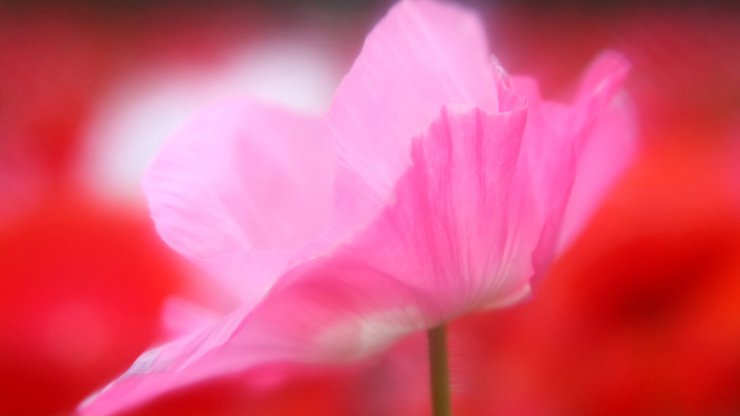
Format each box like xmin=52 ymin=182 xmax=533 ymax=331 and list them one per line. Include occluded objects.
xmin=161 ymin=297 xmax=221 ymax=337
xmin=79 ymin=104 xmax=532 ymax=415
xmin=333 ymin=104 xmax=534 ymax=317
xmin=511 ymin=52 xmax=632 ymax=283
xmin=558 ymin=54 xmax=637 ymax=250
xmin=328 ymin=0 xmax=500 ymax=233
xmin=232 ymin=103 xmax=536 ymax=358
xmin=558 ymin=91 xmax=637 ymax=251
xmin=142 ymin=99 xmax=334 ymax=304
xmin=79 ymin=309 xmax=252 ymax=416
xmin=79 ymin=257 xmax=425 ymax=415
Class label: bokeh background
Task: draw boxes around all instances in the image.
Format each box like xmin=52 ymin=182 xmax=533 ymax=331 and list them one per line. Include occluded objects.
xmin=1 ymin=0 xmax=738 ymax=415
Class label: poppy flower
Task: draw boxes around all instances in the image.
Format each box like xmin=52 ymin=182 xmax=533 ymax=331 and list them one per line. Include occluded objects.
xmin=80 ymin=1 xmax=635 ymax=414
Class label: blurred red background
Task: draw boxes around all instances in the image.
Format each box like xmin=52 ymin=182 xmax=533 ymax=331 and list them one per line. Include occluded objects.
xmin=0 ymin=1 xmax=738 ymax=415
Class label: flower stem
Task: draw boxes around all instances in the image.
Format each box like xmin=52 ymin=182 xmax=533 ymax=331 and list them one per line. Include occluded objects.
xmin=427 ymin=324 xmax=451 ymax=416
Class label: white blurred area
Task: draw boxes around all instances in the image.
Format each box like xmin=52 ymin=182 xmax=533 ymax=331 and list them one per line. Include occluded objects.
xmin=77 ymin=36 xmax=342 ymax=202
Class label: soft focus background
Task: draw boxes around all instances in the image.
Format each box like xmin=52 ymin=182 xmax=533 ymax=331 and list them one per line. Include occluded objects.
xmin=1 ymin=0 xmax=738 ymax=415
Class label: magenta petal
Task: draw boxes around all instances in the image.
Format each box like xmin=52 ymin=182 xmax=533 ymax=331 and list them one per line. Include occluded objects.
xmin=328 ymin=0 xmax=500 ymax=232
xmin=142 ymin=99 xmax=334 ymax=303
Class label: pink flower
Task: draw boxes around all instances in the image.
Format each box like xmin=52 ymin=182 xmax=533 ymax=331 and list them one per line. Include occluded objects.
xmin=80 ymin=0 xmax=634 ymax=414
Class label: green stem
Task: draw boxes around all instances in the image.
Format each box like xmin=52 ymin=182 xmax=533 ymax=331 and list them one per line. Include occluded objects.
xmin=427 ymin=324 xmax=451 ymax=416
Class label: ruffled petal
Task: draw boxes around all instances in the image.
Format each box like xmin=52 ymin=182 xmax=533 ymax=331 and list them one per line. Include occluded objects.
xmin=328 ymin=0 xmax=500 ymax=233
xmin=142 ymin=99 xmax=334 ymax=304
xmin=330 ymin=104 xmax=532 ymax=323
xmin=511 ymin=52 xmax=632 ymax=283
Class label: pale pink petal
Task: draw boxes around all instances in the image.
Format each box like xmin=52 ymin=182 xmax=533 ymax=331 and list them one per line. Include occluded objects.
xmin=242 ymin=105 xmax=535 ymax=357
xmin=142 ymin=99 xmax=334 ymax=304
xmin=336 ymin=104 xmax=534 ymax=317
xmin=79 ymin=258 xmax=424 ymax=415
xmin=511 ymin=52 xmax=632 ymax=283
xmin=328 ymin=0 xmax=500 ymax=233
xmin=79 ymin=104 xmax=533 ymax=414
xmin=161 ymin=297 xmax=221 ymax=337
xmin=558 ymin=92 xmax=637 ymax=251
xmin=79 ymin=309 xmax=251 ymax=416
xmin=244 ymin=104 xmax=535 ymax=355
xmin=298 ymin=104 xmax=532 ymax=333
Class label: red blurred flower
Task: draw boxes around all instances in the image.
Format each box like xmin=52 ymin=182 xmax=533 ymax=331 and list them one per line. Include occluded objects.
xmin=0 ymin=194 xmax=183 ymax=415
